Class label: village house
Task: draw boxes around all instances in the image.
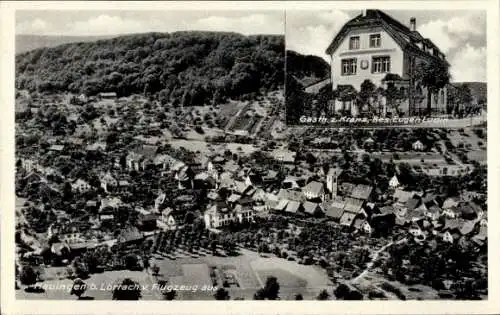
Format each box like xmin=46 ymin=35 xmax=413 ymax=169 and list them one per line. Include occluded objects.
xmin=409 ymin=222 xmax=424 ymax=239
xmin=340 ymin=212 xmax=357 ymax=228
xmin=284 ymin=200 xmax=303 ymax=216
xmin=343 ymin=197 xmax=366 ymax=217
xmin=204 ymin=202 xmax=233 ymax=229
xmin=271 ymin=149 xmax=297 ymax=164
xmin=100 ymin=172 xmax=118 ymax=193
xmin=126 ymin=145 xmax=158 ymax=172
xmin=425 ymin=205 xmax=442 ymax=221
xmin=234 ymin=204 xmax=255 ymax=224
xmin=283 ymin=176 xmax=306 ymax=189
xmin=412 ymin=140 xmax=424 ymax=151
xmin=325 ymin=9 xmax=449 ymax=117
xmin=388 ymin=175 xmax=400 ymax=189
xmin=48 ymin=144 xmax=65 ymax=153
xmin=71 ymin=178 xmax=92 ymax=193
xmin=471 ymin=225 xmax=487 ymax=247
xmin=442 ymin=206 xmax=459 ymax=219
xmin=156 ymin=208 xmax=181 ymax=231
xmin=20 ymin=158 xmax=36 ymax=172
xmin=442 ymin=196 xmax=460 ymax=209
xmin=350 ymin=184 xmax=374 ymax=202
xmin=175 ymin=165 xmax=194 ymax=189
xmin=353 ymin=218 xmax=372 ymax=234
xmin=135 ymin=207 xmax=158 ymax=231
xmin=302 ymin=181 xmax=327 ymax=201
xmin=86 ymin=142 xmax=107 ymax=152
xmin=303 ymin=201 xmax=324 ymax=217
xmin=153 ymin=154 xmax=178 ymax=171
xmin=322 ymin=197 xmax=346 ymax=222
xmin=77 ymin=93 xmax=88 ymax=104
xmin=193 ymin=172 xmax=217 ymax=190
xmin=98 ymin=197 xmax=123 ymax=222
xmin=98 ymin=92 xmax=117 ymax=100
xmin=116 ymin=180 xmax=130 ymax=193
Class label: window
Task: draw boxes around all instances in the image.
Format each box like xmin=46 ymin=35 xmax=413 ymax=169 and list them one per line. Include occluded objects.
xmin=349 ymin=36 xmax=360 ymax=50
xmin=370 ymin=34 xmax=381 ymax=48
xmin=372 ymin=56 xmax=390 ymax=73
xmin=341 ymin=58 xmax=357 ymax=76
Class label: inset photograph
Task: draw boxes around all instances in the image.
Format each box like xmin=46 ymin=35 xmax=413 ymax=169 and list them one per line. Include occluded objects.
xmin=285 ymin=9 xmax=487 ymax=127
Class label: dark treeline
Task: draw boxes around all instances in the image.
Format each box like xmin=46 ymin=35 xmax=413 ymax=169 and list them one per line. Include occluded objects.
xmin=285 ymin=50 xmax=329 ymax=80
xmin=16 ymin=32 xmax=284 ymax=106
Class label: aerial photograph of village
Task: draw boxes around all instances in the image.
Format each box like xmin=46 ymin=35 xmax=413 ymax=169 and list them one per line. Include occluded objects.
xmin=14 ymin=9 xmax=487 ymax=301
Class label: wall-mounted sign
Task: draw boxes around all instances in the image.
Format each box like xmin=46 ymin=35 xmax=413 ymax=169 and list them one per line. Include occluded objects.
xmin=360 ymin=60 xmax=369 ymax=70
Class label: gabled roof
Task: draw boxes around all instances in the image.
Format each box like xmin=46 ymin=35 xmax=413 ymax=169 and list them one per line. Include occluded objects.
xmin=100 ymin=172 xmax=117 ymax=184
xmin=100 ymin=197 xmax=122 ymax=210
xmin=303 ymin=181 xmax=324 ymax=196
xmin=325 ymin=205 xmax=344 ymax=220
xmin=86 ymin=142 xmax=106 ymax=151
xmin=49 ymin=144 xmax=65 ymax=151
xmin=459 ymin=220 xmax=476 ymax=235
xmin=405 ymin=197 xmax=421 ymax=211
xmin=394 ymin=189 xmax=418 ymax=203
xmin=341 ymin=183 xmax=356 ymax=195
xmin=227 ymin=194 xmax=241 ymax=203
xmin=133 ymin=145 xmax=158 ymax=159
xmin=350 ymin=184 xmax=373 ymax=200
xmin=285 ymin=200 xmax=302 ymax=214
xmin=344 ymin=197 xmax=364 ymax=214
xmin=325 ymin=10 xmax=449 ymax=66
xmin=442 ymin=197 xmax=460 ymax=209
xmin=72 ymin=178 xmax=90 ymax=187
xmin=154 ymin=154 xmax=177 ymax=166
xmin=353 ymin=218 xmax=367 ymax=230
xmin=277 ymin=189 xmax=305 ymax=202
xmin=443 ymin=218 xmax=464 ymax=232
xmin=303 ymin=201 xmax=322 ymax=215
xmin=379 ymin=206 xmax=395 ymax=215
xmin=273 ymin=199 xmax=288 ymax=211
xmin=340 ymin=212 xmax=357 ymax=227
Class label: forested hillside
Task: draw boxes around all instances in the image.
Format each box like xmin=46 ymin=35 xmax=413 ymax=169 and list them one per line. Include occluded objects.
xmin=285 ymin=50 xmax=329 ymax=86
xmin=16 ymin=35 xmax=116 ymax=54
xmin=15 ymin=32 xmax=284 ymax=106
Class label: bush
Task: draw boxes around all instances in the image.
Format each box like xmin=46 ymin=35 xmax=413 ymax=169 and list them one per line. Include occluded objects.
xmin=195 ymin=126 xmax=204 ymax=134
xmin=20 ymin=266 xmax=38 ymax=286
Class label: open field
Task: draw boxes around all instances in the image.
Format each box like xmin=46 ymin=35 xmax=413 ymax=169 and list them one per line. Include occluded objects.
xmin=170 ymin=139 xmax=259 ymax=156
xmin=371 ymin=152 xmax=446 ymax=164
xmin=18 ymin=249 xmax=332 ymax=300
xmin=467 ymin=150 xmax=487 ymax=164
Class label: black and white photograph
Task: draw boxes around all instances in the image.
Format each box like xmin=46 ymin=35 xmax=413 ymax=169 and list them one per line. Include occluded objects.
xmin=1 ymin=1 xmax=499 ymax=314
xmin=285 ymin=9 xmax=487 ymax=127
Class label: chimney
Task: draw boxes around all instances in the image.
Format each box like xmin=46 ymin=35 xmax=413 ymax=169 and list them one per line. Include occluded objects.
xmin=362 ymin=9 xmax=367 ymax=17
xmin=410 ymin=17 xmax=416 ymax=32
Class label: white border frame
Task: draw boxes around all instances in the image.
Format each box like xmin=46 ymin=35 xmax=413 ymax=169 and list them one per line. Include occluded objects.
xmin=1 ymin=1 xmax=499 ymax=314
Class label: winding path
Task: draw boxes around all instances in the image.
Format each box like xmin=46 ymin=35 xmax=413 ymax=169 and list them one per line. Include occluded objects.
xmin=351 ymin=237 xmax=408 ymax=283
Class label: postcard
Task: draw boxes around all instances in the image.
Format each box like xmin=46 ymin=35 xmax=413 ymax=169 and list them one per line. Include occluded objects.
xmin=1 ymin=1 xmax=499 ymax=315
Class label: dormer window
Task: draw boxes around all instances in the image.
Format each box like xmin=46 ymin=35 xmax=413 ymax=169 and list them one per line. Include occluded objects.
xmin=369 ymin=34 xmax=381 ymax=48
xmin=349 ymin=36 xmax=360 ymax=50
